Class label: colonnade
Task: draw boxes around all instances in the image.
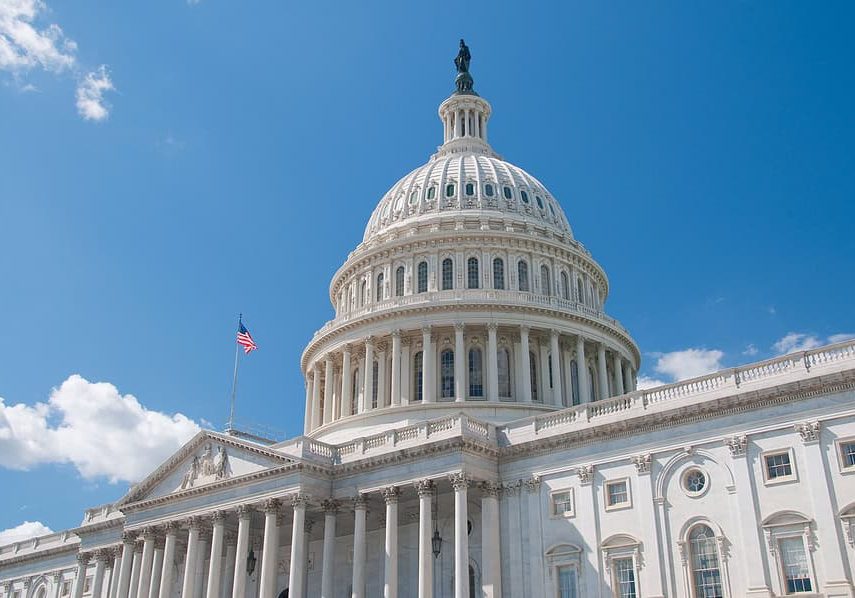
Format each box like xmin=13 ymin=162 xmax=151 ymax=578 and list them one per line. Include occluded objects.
xmin=305 ymin=324 xmax=637 ymax=433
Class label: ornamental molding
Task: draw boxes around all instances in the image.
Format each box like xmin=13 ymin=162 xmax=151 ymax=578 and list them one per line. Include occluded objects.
xmin=449 ymin=472 xmax=470 ymax=490
xmin=724 ymin=435 xmax=747 ymax=457
xmin=577 ymin=465 xmax=594 ymax=485
xmin=414 ymin=479 xmax=435 ymax=497
xmin=383 ymin=486 xmax=401 ymax=504
xmin=523 ymin=476 xmax=542 ymax=493
xmin=479 ymin=481 xmax=501 ymax=498
xmin=794 ymin=421 xmax=821 ymax=444
xmin=631 ymin=454 xmax=651 ymax=475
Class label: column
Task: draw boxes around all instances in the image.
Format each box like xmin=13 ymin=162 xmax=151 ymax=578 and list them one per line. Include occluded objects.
xmin=117 ymin=534 xmax=135 ymax=598
xmin=613 ymin=352 xmax=625 ymax=395
xmin=148 ymin=541 xmax=164 ymax=598
xmin=92 ymin=552 xmax=108 ymax=598
xmin=631 ymin=455 xmax=665 ymax=598
xmin=53 ymin=572 xmax=64 ymax=598
xmin=231 ymin=507 xmax=251 ymax=598
xmin=341 ymin=345 xmax=353 ymax=417
xmin=480 ymin=484 xmax=502 ymax=598
xmin=487 ymin=324 xmax=499 ymax=403
xmin=562 ymin=344 xmax=574 ymax=406
xmin=390 ymin=332 xmax=401 ymax=406
xmin=451 ymin=474 xmax=469 ymax=598
xmin=415 ymin=480 xmax=434 ymax=598
xmin=194 ymin=531 xmax=209 ymax=598
xmin=128 ymin=544 xmax=142 ymax=598
xmin=72 ymin=554 xmax=90 ymax=598
xmin=320 ymin=501 xmax=338 ymax=598
xmin=549 ymin=330 xmax=563 ymax=406
xmin=311 ymin=366 xmax=322 ymax=428
xmin=539 ymin=342 xmax=551 ymax=404
xmin=287 ymin=495 xmax=308 ymax=598
xmin=377 ymin=345 xmax=388 ymax=407
xmin=575 ymin=336 xmax=590 ymax=403
xmin=303 ymin=375 xmax=313 ymax=435
xmin=136 ymin=530 xmax=156 ymax=598
xmin=454 ymin=323 xmax=466 ymax=402
xmin=520 ymin=326 xmax=532 ymax=403
xmin=504 ymin=482 xmax=524 ymax=597
xmin=351 ymin=495 xmax=367 ymax=598
xmin=323 ymin=357 xmax=334 ymax=424
xmin=258 ymin=500 xmax=280 ymax=598
xmin=181 ymin=519 xmax=201 ymax=598
xmin=622 ymin=361 xmax=633 ymax=394
xmin=400 ymin=340 xmax=411 ymax=405
xmin=383 ymin=488 xmax=400 ymax=598
xmin=159 ymin=524 xmax=178 ymax=598
xmin=421 ymin=326 xmax=434 ymax=403
xmin=723 ymin=436 xmax=772 ymax=596
xmin=525 ymin=478 xmax=546 ymax=597
xmin=363 ymin=338 xmax=374 ymax=412
xmin=221 ymin=538 xmax=236 ymax=598
xmin=597 ymin=343 xmax=609 ymax=400
xmin=205 ymin=513 xmax=225 ymax=598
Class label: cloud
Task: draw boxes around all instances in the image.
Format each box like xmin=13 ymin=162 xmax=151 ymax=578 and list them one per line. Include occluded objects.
xmin=0 ymin=1 xmax=113 ymax=120
xmin=773 ymin=332 xmax=855 ymax=355
xmin=652 ymin=348 xmax=725 ymax=381
xmin=0 ymin=521 xmax=52 ymax=545
xmin=0 ymin=375 xmax=199 ymax=483
xmin=75 ymin=65 xmax=112 ymax=121
xmin=636 ymin=375 xmax=668 ymax=390
xmin=828 ymin=333 xmax=855 ymax=344
xmin=743 ymin=344 xmax=758 ymax=357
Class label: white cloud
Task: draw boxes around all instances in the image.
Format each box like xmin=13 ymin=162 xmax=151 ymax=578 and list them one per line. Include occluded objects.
xmin=0 ymin=520 xmax=52 ymax=545
xmin=828 ymin=333 xmax=855 ymax=344
xmin=0 ymin=0 xmax=113 ymax=120
xmin=652 ymin=348 xmax=725 ymax=381
xmin=75 ymin=65 xmax=112 ymax=121
xmin=772 ymin=332 xmax=823 ymax=355
xmin=0 ymin=375 xmax=199 ymax=483
xmin=743 ymin=344 xmax=758 ymax=357
xmin=636 ymin=375 xmax=668 ymax=390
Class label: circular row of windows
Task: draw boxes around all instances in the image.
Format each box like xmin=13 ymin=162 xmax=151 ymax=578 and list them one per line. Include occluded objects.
xmin=387 ymin=182 xmax=559 ymax=217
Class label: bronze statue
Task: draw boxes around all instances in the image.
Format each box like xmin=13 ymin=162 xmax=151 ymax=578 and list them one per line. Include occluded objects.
xmin=454 ymin=39 xmax=471 ymax=74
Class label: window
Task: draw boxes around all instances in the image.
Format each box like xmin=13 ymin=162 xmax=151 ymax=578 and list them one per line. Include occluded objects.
xmin=541 ymin=264 xmax=551 ymax=296
xmin=779 ymin=537 xmax=812 ymax=593
xmin=520 ymin=190 xmax=529 ymax=203
xmin=557 ymin=566 xmax=578 ymax=598
xmin=497 ymin=348 xmax=511 ymax=397
xmin=837 ymin=438 xmax=855 ymax=471
xmin=764 ymin=450 xmax=795 ymax=483
xmin=576 ymin=278 xmax=584 ymax=303
xmin=468 ymin=348 xmax=483 ymax=397
xmin=417 ymin=261 xmax=428 ymax=293
xmin=503 ymin=186 xmax=513 ymax=200
xmin=570 ymin=360 xmax=580 ymax=405
xmin=485 ymin=183 xmax=494 ymax=197
xmin=351 ymin=370 xmax=360 ymax=415
xmin=689 ymin=525 xmax=724 ymax=598
xmin=446 ymin=183 xmax=455 ymax=197
xmin=529 ymin=351 xmax=539 ymax=401
xmin=358 ymin=280 xmax=366 ymax=307
xmin=467 ymin=257 xmax=480 ymax=289
xmin=413 ymin=352 xmax=423 ymax=402
xmin=465 ymin=182 xmax=474 ymax=196
xmin=83 ymin=577 xmax=92 ymax=595
xmin=561 ymin=271 xmax=570 ymax=300
xmin=613 ymin=558 xmax=637 ymax=598
xmin=518 ymin=260 xmax=530 ymax=291
xmin=551 ymin=489 xmax=574 ymax=517
xmin=548 ymin=354 xmax=554 ymax=388
xmin=683 ymin=469 xmax=707 ymax=496
xmin=375 ymin=272 xmax=384 ymax=301
xmin=371 ymin=361 xmax=379 ymax=408
xmin=442 ymin=258 xmax=454 ymax=290
xmin=426 ymin=186 xmax=436 ymax=200
xmin=493 ymin=257 xmax=505 ymax=289
xmin=395 ymin=266 xmax=405 ymax=296
xmin=440 ymin=349 xmax=454 ymax=399
xmin=536 ymin=195 xmax=544 ymax=209
xmin=61 ymin=582 xmax=71 ymax=597
xmin=605 ymin=480 xmax=630 ymax=509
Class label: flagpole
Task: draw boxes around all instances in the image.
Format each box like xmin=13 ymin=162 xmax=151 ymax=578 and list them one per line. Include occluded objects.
xmin=227 ymin=313 xmax=242 ymax=433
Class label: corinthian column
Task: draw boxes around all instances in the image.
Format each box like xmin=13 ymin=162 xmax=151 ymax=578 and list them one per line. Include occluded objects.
xmin=288 ymin=495 xmax=309 ymax=598
xmin=519 ymin=326 xmax=532 ymax=403
xmin=231 ymin=506 xmax=252 ymax=598
xmin=258 ymin=500 xmax=280 ymax=598
xmin=421 ymin=327 xmax=433 ymax=403
xmin=324 ymin=357 xmax=334 ymax=424
xmin=450 ymin=474 xmax=469 ymax=598
xmin=117 ymin=533 xmax=135 ymax=598
xmin=340 ymin=345 xmax=352 ymax=417
xmin=72 ymin=553 xmax=90 ymax=598
xmin=311 ymin=366 xmax=322 ymax=429
xmin=158 ymin=523 xmax=178 ymax=598
xmin=487 ymin=324 xmax=499 ymax=403
xmin=613 ymin=352 xmax=624 ymax=395
xmin=383 ymin=487 xmax=400 ymax=598
xmin=136 ymin=529 xmax=156 ymax=598
xmin=575 ymin=336 xmax=589 ymax=403
xmin=454 ymin=323 xmax=465 ymax=402
xmin=92 ymin=551 xmax=108 ymax=598
xmin=549 ymin=330 xmax=563 ymax=406
xmin=597 ymin=343 xmax=609 ymax=400
xmin=480 ymin=483 xmax=502 ymax=598
xmin=415 ymin=480 xmax=434 ymax=598
xmin=351 ymin=495 xmax=368 ymax=598
xmin=147 ymin=541 xmax=164 ymax=598
xmin=363 ymin=338 xmax=374 ymax=412
xmin=180 ymin=519 xmax=201 ymax=598
xmin=303 ymin=375 xmax=313 ymax=435
xmin=205 ymin=512 xmax=225 ymax=598
xmin=320 ymin=500 xmax=338 ymax=598
xmin=390 ymin=331 xmax=401 ymax=406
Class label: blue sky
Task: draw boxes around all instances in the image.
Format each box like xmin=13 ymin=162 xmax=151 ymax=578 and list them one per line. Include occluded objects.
xmin=0 ymin=1 xmax=853 ymax=539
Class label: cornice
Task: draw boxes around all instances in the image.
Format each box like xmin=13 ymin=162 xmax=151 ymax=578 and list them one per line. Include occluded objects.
xmin=0 ymin=542 xmax=79 ymax=568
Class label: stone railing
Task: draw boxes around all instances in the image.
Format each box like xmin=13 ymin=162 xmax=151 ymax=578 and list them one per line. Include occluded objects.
xmin=312 ymin=289 xmax=631 ymax=339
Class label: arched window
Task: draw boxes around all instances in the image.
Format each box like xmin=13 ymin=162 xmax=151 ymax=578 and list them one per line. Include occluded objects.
xmin=465 ymin=182 xmax=474 ymax=196
xmin=468 ymin=348 xmax=483 ymax=397
xmin=576 ymin=277 xmax=584 ymax=303
xmin=395 ymin=266 xmax=405 ymax=297
xmin=417 ymin=261 xmax=428 ymax=293
xmin=484 ymin=183 xmax=494 ymax=197
xmin=351 ymin=369 xmax=360 ymax=415
xmin=561 ymin=271 xmax=570 ymax=300
xmin=413 ymin=351 xmax=424 ymax=402
xmin=689 ymin=525 xmax=724 ymax=598
xmin=520 ymin=190 xmax=529 ymax=203
xmin=467 ymin=257 xmax=480 ymax=289
xmin=376 ymin=272 xmax=384 ymax=302
xmin=541 ymin=264 xmax=551 ymax=296
xmin=503 ymin=186 xmax=513 ymax=199
xmin=529 ymin=352 xmax=539 ymax=401
xmin=518 ymin=260 xmax=530 ymax=292
xmin=588 ymin=366 xmax=597 ymax=402
xmin=426 ymin=186 xmax=436 ymax=200
xmin=442 ymin=258 xmax=454 ymax=291
xmin=570 ymin=359 xmax=580 ymax=405
xmin=359 ymin=280 xmax=366 ymax=307
xmin=493 ymin=257 xmax=505 ymax=289
xmin=548 ymin=354 xmax=554 ymax=388
xmin=440 ymin=349 xmax=454 ymax=399
xmin=498 ymin=347 xmax=511 ymax=397
xmin=371 ymin=361 xmax=379 ymax=408
xmin=445 ymin=183 xmax=455 ymax=197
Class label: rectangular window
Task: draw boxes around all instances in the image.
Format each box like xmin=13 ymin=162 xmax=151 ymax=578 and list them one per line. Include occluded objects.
xmin=61 ymin=582 xmax=71 ymax=597
xmin=605 ymin=480 xmax=630 ymax=509
xmin=83 ymin=577 xmax=92 ymax=595
xmin=765 ymin=451 xmax=794 ymax=480
xmin=557 ymin=566 xmax=578 ymax=598
xmin=613 ymin=558 xmax=637 ymax=598
xmin=839 ymin=440 xmax=855 ymax=470
xmin=779 ymin=537 xmax=812 ymax=594
xmin=551 ymin=490 xmax=574 ymax=517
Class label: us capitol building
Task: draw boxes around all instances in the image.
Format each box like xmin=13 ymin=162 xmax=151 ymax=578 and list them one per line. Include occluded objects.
xmin=2 ymin=42 xmax=855 ymax=598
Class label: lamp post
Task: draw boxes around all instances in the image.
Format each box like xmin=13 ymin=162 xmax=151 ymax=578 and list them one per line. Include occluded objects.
xmin=431 ymin=490 xmax=442 ymax=558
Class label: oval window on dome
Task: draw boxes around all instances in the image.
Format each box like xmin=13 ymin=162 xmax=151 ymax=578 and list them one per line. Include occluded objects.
xmin=465 ymin=182 xmax=474 ymax=196
xmin=485 ymin=183 xmax=494 ymax=197
xmin=394 ymin=194 xmax=404 ymax=211
xmin=520 ymin=190 xmax=529 ymax=204
xmin=426 ymin=186 xmax=436 ymax=200
xmin=535 ymin=195 xmax=544 ymax=209
xmin=446 ymin=183 xmax=456 ymax=197
xmin=503 ymin=186 xmax=513 ymax=200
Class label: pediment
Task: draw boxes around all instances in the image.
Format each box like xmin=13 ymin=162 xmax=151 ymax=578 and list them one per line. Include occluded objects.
xmin=119 ymin=431 xmax=294 ymax=505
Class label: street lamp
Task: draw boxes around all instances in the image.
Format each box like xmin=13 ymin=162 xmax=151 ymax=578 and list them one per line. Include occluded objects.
xmin=246 ymin=547 xmax=257 ymax=576
xmin=431 ymin=488 xmax=442 ymax=558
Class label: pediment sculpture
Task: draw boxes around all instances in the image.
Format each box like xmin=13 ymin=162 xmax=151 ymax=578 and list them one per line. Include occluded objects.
xmin=179 ymin=443 xmax=231 ymax=490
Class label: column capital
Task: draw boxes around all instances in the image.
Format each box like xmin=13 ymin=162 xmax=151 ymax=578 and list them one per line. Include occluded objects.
xmin=163 ymin=521 xmax=179 ymax=534
xmin=453 ymin=321 xmax=465 ymax=332
xmin=94 ymin=549 xmax=111 ymax=563
xmin=550 ymin=328 xmax=560 ymax=338
xmin=500 ymin=480 xmax=521 ymax=496
xmin=414 ymin=479 xmax=435 ymax=497
xmin=795 ymin=420 xmax=821 ymax=444
xmin=52 ymin=571 xmax=63 ymax=583
xmin=724 ymin=435 xmax=748 ymax=457
xmin=449 ymin=472 xmax=469 ymax=491
xmin=236 ymin=504 xmax=253 ymax=520
xmin=141 ymin=527 xmax=157 ymax=540
xmin=223 ymin=531 xmax=237 ymax=545
xmin=121 ymin=531 xmax=135 ymax=544
xmin=262 ymin=498 xmax=281 ymax=514
xmin=421 ymin=325 xmax=431 ymax=335
xmin=479 ymin=481 xmax=501 ymax=498
xmin=631 ymin=453 xmax=652 ymax=475
xmin=352 ymin=494 xmax=368 ymax=511
xmin=486 ymin=322 xmax=498 ymax=332
xmin=365 ymin=335 xmax=375 ymax=347
xmin=391 ymin=329 xmax=401 ymax=339
xmin=577 ymin=464 xmax=594 ymax=485
xmin=111 ymin=545 xmax=123 ymax=559
xmin=291 ymin=493 xmax=310 ymax=509
xmin=383 ymin=486 xmax=400 ymax=504
xmin=343 ymin=343 xmax=352 ymax=354
xmin=321 ymin=499 xmax=339 ymax=514
xmin=76 ymin=553 xmax=91 ymax=566
xmin=520 ymin=324 xmax=530 ymax=334
xmin=185 ymin=515 xmax=204 ymax=530
xmin=210 ymin=510 xmax=226 ymax=523
xmin=523 ymin=476 xmax=541 ymax=493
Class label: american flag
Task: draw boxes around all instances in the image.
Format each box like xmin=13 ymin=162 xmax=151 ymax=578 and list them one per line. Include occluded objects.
xmin=236 ymin=321 xmax=258 ymax=354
